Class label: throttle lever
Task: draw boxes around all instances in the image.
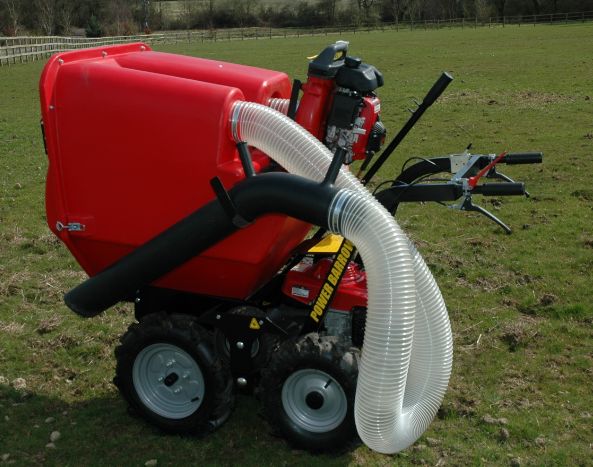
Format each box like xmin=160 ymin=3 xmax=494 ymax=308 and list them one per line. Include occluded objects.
xmin=468 ymin=151 xmax=508 ymax=188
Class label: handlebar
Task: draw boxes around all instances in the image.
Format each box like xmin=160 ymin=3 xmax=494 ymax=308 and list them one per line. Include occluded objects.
xmin=423 ymin=72 xmax=454 ymax=107
xmin=472 ymin=183 xmax=525 ymax=196
xmin=502 ymin=152 xmax=543 ymax=165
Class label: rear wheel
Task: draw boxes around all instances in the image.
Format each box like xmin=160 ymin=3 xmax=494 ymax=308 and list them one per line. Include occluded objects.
xmin=260 ymin=333 xmax=359 ymax=453
xmin=114 ymin=312 xmax=233 ymax=435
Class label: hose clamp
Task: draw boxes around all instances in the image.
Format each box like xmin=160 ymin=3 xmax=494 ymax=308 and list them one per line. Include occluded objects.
xmin=327 ymin=189 xmax=351 ymax=233
xmin=230 ymin=103 xmax=242 ymax=143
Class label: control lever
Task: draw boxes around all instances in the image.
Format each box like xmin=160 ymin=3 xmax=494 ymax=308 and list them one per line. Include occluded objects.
xmin=452 ymin=195 xmax=512 ymax=234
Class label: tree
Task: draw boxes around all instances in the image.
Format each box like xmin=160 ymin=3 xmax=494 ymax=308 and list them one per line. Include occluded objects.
xmin=384 ymin=0 xmax=404 ymax=23
xmin=36 ymin=0 xmax=56 ymax=35
xmin=57 ymin=0 xmax=74 ymax=35
xmin=2 ymin=0 xmax=22 ymax=35
xmin=105 ymin=0 xmax=134 ymax=35
xmin=180 ymin=0 xmax=195 ymax=29
xmin=229 ymin=0 xmax=259 ymax=27
xmin=475 ymin=0 xmax=493 ymax=19
xmin=492 ymin=0 xmax=506 ymax=16
xmin=357 ymin=0 xmax=377 ymax=22
xmin=318 ymin=0 xmax=338 ymax=25
xmin=85 ymin=14 xmax=102 ymax=37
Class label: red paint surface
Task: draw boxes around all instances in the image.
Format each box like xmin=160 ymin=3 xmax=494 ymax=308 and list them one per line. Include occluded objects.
xmin=282 ymin=259 xmax=367 ymax=312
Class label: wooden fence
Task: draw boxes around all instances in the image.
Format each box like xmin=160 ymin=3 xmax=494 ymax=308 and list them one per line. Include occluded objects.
xmin=2 ymin=11 xmax=592 ymax=67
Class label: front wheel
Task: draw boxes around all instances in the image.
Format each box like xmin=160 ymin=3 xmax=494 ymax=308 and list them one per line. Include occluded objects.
xmin=259 ymin=333 xmax=359 ymax=453
xmin=114 ymin=312 xmax=233 ymax=436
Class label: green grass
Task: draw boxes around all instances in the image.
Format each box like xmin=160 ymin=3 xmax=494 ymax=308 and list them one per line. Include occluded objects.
xmin=1 ymin=24 xmax=593 ymax=466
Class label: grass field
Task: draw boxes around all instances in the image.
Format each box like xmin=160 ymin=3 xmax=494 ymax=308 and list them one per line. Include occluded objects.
xmin=1 ymin=24 xmax=592 ymax=466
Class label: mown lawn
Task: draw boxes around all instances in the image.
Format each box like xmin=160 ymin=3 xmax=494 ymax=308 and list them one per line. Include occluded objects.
xmin=1 ymin=23 xmax=592 ymax=466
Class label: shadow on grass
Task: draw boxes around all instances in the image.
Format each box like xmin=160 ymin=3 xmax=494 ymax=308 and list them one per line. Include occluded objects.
xmin=0 ymin=385 xmax=354 ymax=466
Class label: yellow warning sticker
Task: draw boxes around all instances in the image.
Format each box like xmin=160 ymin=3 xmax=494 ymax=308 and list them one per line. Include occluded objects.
xmin=249 ymin=318 xmax=261 ymax=330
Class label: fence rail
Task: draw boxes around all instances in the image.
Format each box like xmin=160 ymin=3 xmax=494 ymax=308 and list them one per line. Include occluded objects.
xmin=2 ymin=11 xmax=592 ymax=66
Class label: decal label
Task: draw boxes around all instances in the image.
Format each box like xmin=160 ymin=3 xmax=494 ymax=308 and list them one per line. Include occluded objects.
xmin=292 ymin=286 xmax=310 ymax=298
xmin=249 ymin=318 xmax=261 ymax=330
xmin=310 ymin=240 xmax=354 ymax=323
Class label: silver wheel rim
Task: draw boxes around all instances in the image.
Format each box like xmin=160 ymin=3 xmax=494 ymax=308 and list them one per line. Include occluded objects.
xmin=281 ymin=369 xmax=347 ymax=433
xmin=133 ymin=343 xmax=205 ymax=419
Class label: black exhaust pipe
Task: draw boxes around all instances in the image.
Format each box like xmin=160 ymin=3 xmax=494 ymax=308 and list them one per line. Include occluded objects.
xmin=64 ymin=172 xmax=340 ymax=317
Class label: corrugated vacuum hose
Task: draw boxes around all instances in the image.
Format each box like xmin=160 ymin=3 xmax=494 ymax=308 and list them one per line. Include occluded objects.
xmin=233 ymin=101 xmax=453 ymax=454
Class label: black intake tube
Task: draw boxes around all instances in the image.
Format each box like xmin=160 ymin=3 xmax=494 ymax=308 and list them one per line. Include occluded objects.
xmin=65 ymin=173 xmax=340 ymax=317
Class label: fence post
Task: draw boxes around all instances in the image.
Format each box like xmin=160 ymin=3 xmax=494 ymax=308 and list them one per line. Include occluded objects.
xmin=565 ymin=12 xmax=568 ymax=23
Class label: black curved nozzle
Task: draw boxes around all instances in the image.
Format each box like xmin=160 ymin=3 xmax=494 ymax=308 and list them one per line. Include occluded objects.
xmin=64 ymin=173 xmax=340 ymax=318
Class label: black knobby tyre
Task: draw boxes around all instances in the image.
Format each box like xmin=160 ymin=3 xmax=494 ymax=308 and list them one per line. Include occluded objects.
xmin=260 ymin=333 xmax=360 ymax=453
xmin=114 ymin=312 xmax=234 ymax=436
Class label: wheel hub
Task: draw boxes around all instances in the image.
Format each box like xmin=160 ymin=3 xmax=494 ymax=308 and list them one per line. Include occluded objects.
xmin=132 ymin=343 xmax=205 ymax=419
xmin=163 ymin=372 xmax=179 ymax=387
xmin=281 ymin=369 xmax=347 ymax=433
xmin=305 ymin=391 xmax=324 ymax=410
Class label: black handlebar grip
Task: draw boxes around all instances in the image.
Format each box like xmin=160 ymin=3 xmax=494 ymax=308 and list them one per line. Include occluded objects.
xmin=473 ymin=183 xmax=525 ymax=196
xmin=503 ymin=152 xmax=543 ymax=164
xmin=423 ymin=72 xmax=454 ymax=107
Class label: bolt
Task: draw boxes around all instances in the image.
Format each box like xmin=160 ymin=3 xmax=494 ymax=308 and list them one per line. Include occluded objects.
xmin=158 ymin=376 xmax=164 ymax=382
xmin=216 ymin=315 xmax=221 ymax=320
xmin=135 ymin=297 xmax=141 ymax=303
xmin=236 ymin=341 xmax=244 ymax=350
xmin=140 ymin=45 xmax=146 ymax=51
xmin=173 ymin=387 xmax=182 ymax=394
xmin=166 ymin=359 xmax=175 ymax=367
xmin=102 ymin=51 xmax=107 ymax=57
xmin=58 ymin=58 xmax=64 ymax=65
xmin=49 ymin=105 xmax=55 ymax=111
xmin=259 ymin=320 xmax=264 ymax=325
xmin=236 ymin=377 xmax=247 ymax=387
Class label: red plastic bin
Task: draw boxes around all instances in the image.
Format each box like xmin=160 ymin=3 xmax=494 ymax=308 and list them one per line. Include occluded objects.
xmin=39 ymin=43 xmax=311 ymax=300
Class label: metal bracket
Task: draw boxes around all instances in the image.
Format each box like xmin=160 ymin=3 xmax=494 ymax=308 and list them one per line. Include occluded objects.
xmin=56 ymin=221 xmax=85 ymax=232
xmin=209 ymin=176 xmax=251 ymax=228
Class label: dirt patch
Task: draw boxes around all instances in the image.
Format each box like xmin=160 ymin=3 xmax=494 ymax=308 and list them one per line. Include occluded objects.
xmin=571 ymin=189 xmax=593 ymax=201
xmin=36 ymin=316 xmax=62 ymax=335
xmin=499 ymin=315 xmax=540 ymax=352
xmin=0 ymin=321 xmax=26 ymax=335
